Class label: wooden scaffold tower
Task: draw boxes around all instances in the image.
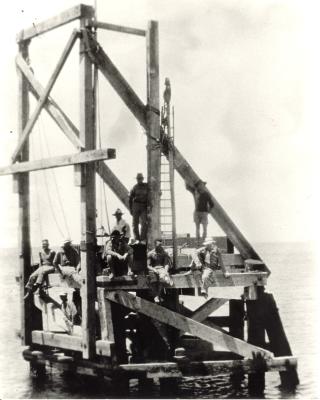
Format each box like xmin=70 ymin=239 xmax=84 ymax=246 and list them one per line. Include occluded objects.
xmin=0 ymin=3 xmax=299 ymax=396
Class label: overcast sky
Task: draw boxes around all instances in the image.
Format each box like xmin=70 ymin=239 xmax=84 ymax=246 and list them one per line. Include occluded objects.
xmin=0 ymin=0 xmax=318 ymax=249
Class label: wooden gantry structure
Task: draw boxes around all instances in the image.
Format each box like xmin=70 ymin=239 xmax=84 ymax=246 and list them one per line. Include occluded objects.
xmin=0 ymin=4 xmax=299 ymax=395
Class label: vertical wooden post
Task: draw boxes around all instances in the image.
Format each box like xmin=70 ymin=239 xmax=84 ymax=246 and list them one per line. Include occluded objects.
xmin=17 ymin=39 xmax=32 ymax=345
xmin=229 ymin=299 xmax=244 ymax=339
xmin=79 ymin=20 xmax=96 ymax=359
xmin=246 ymin=287 xmax=266 ymax=395
xmin=146 ymin=21 xmax=160 ymax=247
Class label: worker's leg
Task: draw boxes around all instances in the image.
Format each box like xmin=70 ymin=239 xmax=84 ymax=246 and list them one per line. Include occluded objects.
xmin=194 ymin=211 xmax=200 ymax=246
xmin=127 ymin=253 xmax=134 ymax=275
xmin=35 ymin=266 xmax=55 ymax=286
xmin=201 ymin=213 xmax=208 ymax=241
xmin=132 ymin=204 xmax=141 ymax=241
xmin=25 ymin=270 xmax=39 ymax=290
xmin=106 ymin=255 xmax=117 ymax=277
xmin=201 ymin=267 xmax=214 ymax=297
xmin=140 ymin=207 xmax=148 ymax=242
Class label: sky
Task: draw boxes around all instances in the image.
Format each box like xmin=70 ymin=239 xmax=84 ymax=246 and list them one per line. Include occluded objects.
xmin=0 ymin=0 xmax=319 ymax=249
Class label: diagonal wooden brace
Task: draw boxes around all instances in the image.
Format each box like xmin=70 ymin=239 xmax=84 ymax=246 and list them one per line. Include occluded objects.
xmin=105 ymin=290 xmax=273 ymax=360
xmin=12 ymin=29 xmax=79 ymax=163
xmin=15 ymin=54 xmax=84 ymax=150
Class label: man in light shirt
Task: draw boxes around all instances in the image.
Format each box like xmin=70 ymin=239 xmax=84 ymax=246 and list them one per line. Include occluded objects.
xmin=190 ymin=237 xmax=221 ymax=298
xmin=112 ymin=208 xmax=131 ymax=243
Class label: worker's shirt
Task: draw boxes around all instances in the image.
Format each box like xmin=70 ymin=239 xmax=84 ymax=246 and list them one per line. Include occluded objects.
xmin=195 ymin=247 xmax=220 ymax=269
xmin=39 ymin=249 xmax=56 ymax=266
xmin=112 ymin=218 xmax=131 ymax=240
xmin=129 ymin=183 xmax=148 ymax=207
xmin=147 ymin=247 xmax=172 ymax=268
xmin=195 ymin=192 xmax=214 ymax=212
xmin=53 ymin=246 xmax=80 ymax=268
xmin=61 ymin=301 xmax=77 ymax=322
xmin=104 ymin=239 xmax=133 ymax=258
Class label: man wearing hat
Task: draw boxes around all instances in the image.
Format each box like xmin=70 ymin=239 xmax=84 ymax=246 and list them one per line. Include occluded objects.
xmin=53 ymin=238 xmax=80 ymax=271
xmin=112 ymin=208 xmax=131 ymax=243
xmin=190 ymin=237 xmax=221 ymax=298
xmin=103 ymin=230 xmax=133 ymax=278
xmin=59 ymin=291 xmax=77 ymax=335
xmin=129 ymin=173 xmax=149 ymax=244
xmin=186 ymin=180 xmax=214 ymax=246
xmin=147 ymin=238 xmax=173 ymax=303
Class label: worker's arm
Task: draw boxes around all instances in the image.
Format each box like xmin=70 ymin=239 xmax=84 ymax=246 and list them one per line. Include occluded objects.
xmin=128 ymin=187 xmax=135 ymax=214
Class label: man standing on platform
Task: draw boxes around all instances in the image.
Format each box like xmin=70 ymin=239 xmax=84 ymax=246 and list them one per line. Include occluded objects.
xmin=112 ymin=208 xmax=131 ymax=243
xmin=187 ymin=180 xmax=214 ymax=246
xmin=129 ymin=173 xmax=149 ymax=245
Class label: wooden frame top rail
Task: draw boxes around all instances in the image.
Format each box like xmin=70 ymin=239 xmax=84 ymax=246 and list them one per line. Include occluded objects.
xmin=16 ymin=4 xmax=94 ymax=43
xmin=89 ymin=21 xmax=146 ymax=37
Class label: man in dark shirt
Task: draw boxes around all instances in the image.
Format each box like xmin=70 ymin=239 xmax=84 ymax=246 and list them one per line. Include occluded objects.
xmin=147 ymin=238 xmax=173 ymax=302
xmin=129 ymin=173 xmax=148 ymax=245
xmin=53 ymin=238 xmax=80 ymax=270
xmin=187 ymin=180 xmax=214 ymax=246
xmin=103 ymin=230 xmax=133 ymax=277
xmin=24 ymin=239 xmax=56 ymax=299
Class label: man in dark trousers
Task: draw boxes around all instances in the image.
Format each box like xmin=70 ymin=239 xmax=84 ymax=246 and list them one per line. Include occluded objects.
xmin=129 ymin=173 xmax=149 ymax=245
xmin=103 ymin=230 xmax=133 ymax=278
xmin=187 ymin=180 xmax=214 ymax=246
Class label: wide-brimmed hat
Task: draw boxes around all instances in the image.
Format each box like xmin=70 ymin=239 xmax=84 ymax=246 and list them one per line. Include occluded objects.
xmin=136 ymin=173 xmax=144 ymax=179
xmin=203 ymin=237 xmax=216 ymax=246
xmin=112 ymin=208 xmax=123 ymax=216
xmin=63 ymin=238 xmax=72 ymax=244
xmin=59 ymin=292 xmax=68 ymax=299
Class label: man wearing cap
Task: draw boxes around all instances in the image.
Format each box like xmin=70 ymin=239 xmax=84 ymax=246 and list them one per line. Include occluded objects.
xmin=129 ymin=173 xmax=149 ymax=245
xmin=186 ymin=180 xmax=214 ymax=246
xmin=191 ymin=237 xmax=221 ymax=298
xmin=147 ymin=238 xmax=173 ymax=303
xmin=24 ymin=239 xmax=56 ymax=299
xmin=59 ymin=292 xmax=78 ymax=335
xmin=112 ymin=208 xmax=131 ymax=243
xmin=53 ymin=238 xmax=80 ymax=271
xmin=103 ymin=230 xmax=133 ymax=278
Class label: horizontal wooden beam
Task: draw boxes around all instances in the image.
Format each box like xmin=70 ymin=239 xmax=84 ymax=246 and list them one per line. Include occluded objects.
xmin=118 ymin=356 xmax=297 ymax=377
xmin=32 ymin=331 xmax=114 ymax=356
xmin=12 ymin=30 xmax=79 ymax=163
xmin=23 ymin=347 xmax=296 ymax=378
xmin=96 ymin=271 xmax=267 ymax=290
xmin=92 ymin=21 xmax=146 ymax=37
xmin=32 ymin=330 xmax=83 ymax=352
xmin=0 ymin=149 xmax=115 ymax=176
xmin=15 ymin=54 xmax=84 ymax=150
xmin=17 ymin=4 xmax=94 ymax=42
xmin=86 ymin=32 xmax=147 ymax=126
xmin=105 ymin=290 xmax=273 ymax=360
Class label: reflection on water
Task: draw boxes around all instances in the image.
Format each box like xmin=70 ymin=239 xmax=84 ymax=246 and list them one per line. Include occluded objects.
xmin=0 ymin=242 xmax=317 ymax=398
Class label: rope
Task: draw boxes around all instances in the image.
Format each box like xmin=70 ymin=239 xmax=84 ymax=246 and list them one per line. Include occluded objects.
xmin=38 ymin=114 xmax=68 ymax=238
xmin=95 ymin=65 xmax=111 ymax=234
xmin=31 ymin=131 xmax=43 ymax=240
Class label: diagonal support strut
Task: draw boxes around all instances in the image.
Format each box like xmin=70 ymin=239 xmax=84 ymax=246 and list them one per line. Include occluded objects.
xmin=105 ymin=290 xmax=273 ymax=360
xmin=12 ymin=29 xmax=79 ymax=163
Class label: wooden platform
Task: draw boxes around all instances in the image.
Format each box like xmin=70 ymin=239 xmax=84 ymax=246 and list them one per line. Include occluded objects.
xmin=96 ymin=270 xmax=268 ymax=289
xmin=23 ymin=347 xmax=297 ymax=379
